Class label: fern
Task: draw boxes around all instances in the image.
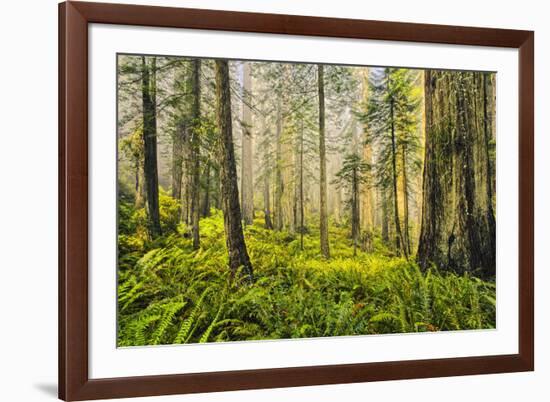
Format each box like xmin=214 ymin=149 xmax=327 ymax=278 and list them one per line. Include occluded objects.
xmin=117 ymin=210 xmax=496 ymax=346
xmin=150 ymin=301 xmax=186 ymax=345
xmin=199 ymin=303 xmax=224 ymax=343
xmin=174 ymin=288 xmax=209 ymax=344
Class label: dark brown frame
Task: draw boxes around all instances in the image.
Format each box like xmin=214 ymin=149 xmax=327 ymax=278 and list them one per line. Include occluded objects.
xmin=59 ymin=1 xmax=534 ymax=400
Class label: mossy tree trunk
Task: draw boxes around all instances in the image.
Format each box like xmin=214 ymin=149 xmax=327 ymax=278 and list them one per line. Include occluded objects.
xmin=417 ymin=70 xmax=496 ymax=277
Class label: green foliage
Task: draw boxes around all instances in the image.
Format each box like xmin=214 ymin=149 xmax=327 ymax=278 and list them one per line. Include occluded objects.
xmin=333 ymin=153 xmax=371 ymax=189
xmin=118 ymin=211 xmax=496 ymax=346
xmin=361 ymin=67 xmax=422 ymax=190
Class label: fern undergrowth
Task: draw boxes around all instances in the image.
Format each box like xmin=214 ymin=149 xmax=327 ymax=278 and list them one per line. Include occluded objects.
xmin=117 ymin=199 xmax=496 ymax=347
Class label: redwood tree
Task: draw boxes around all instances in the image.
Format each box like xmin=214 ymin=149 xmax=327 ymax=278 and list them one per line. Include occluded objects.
xmin=417 ymin=70 xmax=496 ymax=277
xmin=214 ymin=60 xmax=254 ymax=281
xmin=318 ymin=64 xmax=330 ymax=259
xmin=141 ymin=56 xmax=162 ymax=238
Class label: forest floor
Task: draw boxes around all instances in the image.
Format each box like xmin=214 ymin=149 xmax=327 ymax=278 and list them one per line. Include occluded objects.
xmin=117 ymin=194 xmax=496 ymax=347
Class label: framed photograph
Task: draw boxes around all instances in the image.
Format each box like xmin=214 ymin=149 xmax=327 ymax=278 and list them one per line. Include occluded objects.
xmin=59 ymin=1 xmax=534 ymax=400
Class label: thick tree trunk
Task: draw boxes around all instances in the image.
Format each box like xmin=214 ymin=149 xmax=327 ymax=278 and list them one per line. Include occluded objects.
xmin=190 ymin=59 xmax=201 ymax=250
xmin=482 ymin=73 xmax=497 ymax=277
xmin=214 ymin=60 xmax=253 ymax=281
xmin=141 ymin=56 xmax=162 ymax=238
xmin=318 ymin=64 xmax=330 ymax=258
xmin=241 ymin=62 xmax=254 ymax=226
xmin=417 ymin=70 xmax=496 ymax=277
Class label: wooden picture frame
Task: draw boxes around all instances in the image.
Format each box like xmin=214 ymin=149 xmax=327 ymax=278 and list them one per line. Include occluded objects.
xmin=59 ymin=1 xmax=534 ymax=400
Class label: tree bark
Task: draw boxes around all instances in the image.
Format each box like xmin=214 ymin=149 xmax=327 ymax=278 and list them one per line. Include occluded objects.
xmin=381 ymin=188 xmax=389 ymax=243
xmin=360 ymin=70 xmax=375 ymax=252
xmin=201 ymin=162 xmax=211 ymax=217
xmin=274 ymin=94 xmax=284 ymax=231
xmin=417 ymin=70 xmax=496 ymax=277
xmin=318 ymin=64 xmax=330 ymax=258
xmin=180 ymin=124 xmax=191 ymax=225
xmin=214 ymin=60 xmax=253 ymax=281
xmin=172 ymin=120 xmax=184 ymax=201
xmin=263 ymin=168 xmax=273 ymax=229
xmin=134 ymin=159 xmax=146 ymax=208
xmin=401 ymin=145 xmax=411 ymax=256
xmin=389 ymin=95 xmax=407 ymax=259
xmin=190 ymin=59 xmax=201 ymax=250
xmin=300 ymin=118 xmax=305 ymax=250
xmin=241 ymin=62 xmax=254 ymax=225
xmin=351 ymin=167 xmax=360 ymax=256
xmin=482 ymin=73 xmax=497 ymax=277
xmin=141 ymin=56 xmax=162 ymax=238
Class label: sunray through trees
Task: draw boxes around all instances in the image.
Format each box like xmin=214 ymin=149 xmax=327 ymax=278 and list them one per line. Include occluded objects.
xmin=116 ymin=55 xmax=497 ymax=346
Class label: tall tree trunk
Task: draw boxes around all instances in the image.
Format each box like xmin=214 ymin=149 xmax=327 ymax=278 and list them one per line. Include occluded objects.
xmin=360 ymin=69 xmax=375 ymax=253
xmin=318 ymin=64 xmax=330 ymax=259
xmin=141 ymin=56 xmax=162 ymax=238
xmin=300 ymin=118 xmax=305 ymax=250
xmin=189 ymin=59 xmax=201 ymax=250
xmin=263 ymin=168 xmax=273 ymax=229
xmin=482 ymin=73 xmax=497 ymax=277
xmin=214 ymin=60 xmax=253 ymax=281
xmin=417 ymin=70 xmax=496 ymax=277
xmin=292 ymin=141 xmax=299 ymax=233
xmin=351 ymin=167 xmax=360 ymax=256
xmin=360 ymin=69 xmax=375 ymax=240
xmin=401 ymin=145 xmax=411 ymax=256
xmin=381 ymin=188 xmax=389 ymax=243
xmin=134 ymin=161 xmax=140 ymax=193
xmin=274 ymin=94 xmax=284 ymax=231
xmin=241 ymin=62 xmax=254 ymax=225
xmin=172 ymin=121 xmax=184 ymax=200
xmin=180 ymin=125 xmax=191 ymax=225
xmin=134 ymin=158 xmax=146 ymax=208
xmin=261 ymin=110 xmax=273 ymax=230
xmin=212 ymin=165 xmax=222 ymax=210
xmin=389 ymin=96 xmax=407 ymax=259
xmin=201 ymin=162 xmax=211 ymax=217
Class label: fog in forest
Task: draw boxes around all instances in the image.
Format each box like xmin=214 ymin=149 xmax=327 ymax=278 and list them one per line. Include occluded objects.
xmin=116 ymin=55 xmax=496 ymax=346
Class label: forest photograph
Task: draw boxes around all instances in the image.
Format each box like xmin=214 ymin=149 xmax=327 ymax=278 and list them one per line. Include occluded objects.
xmin=116 ymin=54 xmax=497 ymax=347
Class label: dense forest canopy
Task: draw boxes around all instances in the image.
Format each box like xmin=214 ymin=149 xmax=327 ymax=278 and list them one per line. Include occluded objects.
xmin=117 ymin=55 xmax=496 ymax=346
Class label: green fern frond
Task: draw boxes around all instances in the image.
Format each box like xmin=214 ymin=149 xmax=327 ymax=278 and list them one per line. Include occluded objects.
xmin=174 ymin=288 xmax=209 ymax=344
